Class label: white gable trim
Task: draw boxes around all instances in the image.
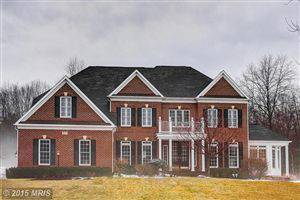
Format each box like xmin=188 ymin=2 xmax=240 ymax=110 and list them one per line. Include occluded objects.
xmin=15 ymin=76 xmax=115 ymax=126
xmin=17 ymin=124 xmax=116 ymax=131
xmin=196 ymin=70 xmax=249 ymax=99
xmin=108 ymin=70 xmax=164 ymax=97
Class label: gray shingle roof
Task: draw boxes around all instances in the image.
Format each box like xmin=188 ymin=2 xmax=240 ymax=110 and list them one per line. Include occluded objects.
xmin=33 ymin=66 xmax=212 ymax=123
xmin=249 ymin=124 xmax=289 ymax=141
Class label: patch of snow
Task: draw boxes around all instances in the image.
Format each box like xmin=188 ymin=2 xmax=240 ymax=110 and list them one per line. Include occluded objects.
xmin=290 ymin=180 xmax=300 ymax=183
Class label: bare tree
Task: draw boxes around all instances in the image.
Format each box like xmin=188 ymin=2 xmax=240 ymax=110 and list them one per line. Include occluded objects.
xmin=285 ymin=0 xmax=300 ymax=33
xmin=0 ymin=80 xmax=49 ymax=125
xmin=65 ymin=57 xmax=86 ymax=76
xmin=241 ymin=55 xmax=295 ymax=129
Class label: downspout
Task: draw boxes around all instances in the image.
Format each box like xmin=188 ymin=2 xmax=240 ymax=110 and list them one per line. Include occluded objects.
xmin=15 ymin=126 xmax=19 ymax=166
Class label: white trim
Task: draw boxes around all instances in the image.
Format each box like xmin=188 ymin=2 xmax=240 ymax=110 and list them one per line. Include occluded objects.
xmin=60 ymin=96 xmax=72 ymax=118
xmin=120 ymin=141 xmax=131 ymax=165
xmin=142 ymin=141 xmax=152 ymax=164
xmin=109 ymin=96 xmax=249 ymax=104
xmin=249 ymin=140 xmax=291 ymax=146
xmin=15 ymin=76 xmax=115 ymax=126
xmin=142 ymin=108 xmax=152 ymax=127
xmin=16 ymin=123 xmax=116 ymax=131
xmin=38 ymin=139 xmax=51 ymax=166
xmin=108 ymin=70 xmax=164 ymax=97
xmin=79 ymin=139 xmax=91 ymax=166
xmin=196 ymin=70 xmax=249 ymax=99
xmin=228 ymin=143 xmax=239 ymax=168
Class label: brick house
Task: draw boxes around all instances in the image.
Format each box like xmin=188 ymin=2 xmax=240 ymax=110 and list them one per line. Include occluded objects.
xmin=15 ymin=66 xmax=290 ymax=176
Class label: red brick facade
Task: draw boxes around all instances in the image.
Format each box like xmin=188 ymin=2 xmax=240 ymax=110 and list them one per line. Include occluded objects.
xmin=17 ymin=73 xmax=249 ymax=172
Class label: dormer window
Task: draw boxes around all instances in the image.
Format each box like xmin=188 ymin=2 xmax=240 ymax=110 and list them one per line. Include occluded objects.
xmin=60 ymin=96 xmax=72 ymax=118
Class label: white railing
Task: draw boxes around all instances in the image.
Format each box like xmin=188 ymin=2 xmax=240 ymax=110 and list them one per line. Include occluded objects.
xmin=158 ymin=117 xmax=205 ymax=134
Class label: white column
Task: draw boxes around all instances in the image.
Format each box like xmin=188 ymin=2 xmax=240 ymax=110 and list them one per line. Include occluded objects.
xmin=169 ymin=139 xmax=172 ymax=171
xmin=285 ymin=144 xmax=289 ymax=176
xmin=201 ymin=139 xmax=205 ymax=172
xmin=191 ymin=117 xmax=195 ymax=133
xmin=266 ymin=145 xmax=272 ymax=175
xmin=191 ymin=140 xmax=195 ymax=171
xmin=169 ymin=117 xmax=172 ymax=134
xmin=158 ymin=116 xmax=162 ymax=133
xmin=158 ymin=139 xmax=162 ymax=160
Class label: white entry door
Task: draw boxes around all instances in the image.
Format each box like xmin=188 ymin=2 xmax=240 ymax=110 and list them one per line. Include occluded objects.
xmin=270 ymin=146 xmax=281 ymax=176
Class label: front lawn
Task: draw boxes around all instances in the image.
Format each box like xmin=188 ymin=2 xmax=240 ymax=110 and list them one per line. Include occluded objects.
xmin=1 ymin=177 xmax=299 ymax=200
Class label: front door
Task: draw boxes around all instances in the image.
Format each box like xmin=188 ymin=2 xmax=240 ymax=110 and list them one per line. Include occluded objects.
xmin=172 ymin=141 xmax=189 ymax=168
xmin=270 ymin=146 xmax=281 ymax=176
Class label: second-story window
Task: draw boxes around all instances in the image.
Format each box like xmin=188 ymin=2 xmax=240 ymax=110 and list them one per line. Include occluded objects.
xmin=121 ymin=107 xmax=131 ymax=127
xmin=142 ymin=108 xmax=152 ymax=127
xmin=207 ymin=108 xmax=218 ymax=128
xmin=228 ymin=109 xmax=238 ymax=128
xmin=169 ymin=109 xmax=190 ymax=127
xmin=60 ymin=96 xmax=72 ymax=118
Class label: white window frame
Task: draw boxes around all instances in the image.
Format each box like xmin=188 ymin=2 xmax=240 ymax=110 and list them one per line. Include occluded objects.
xmin=79 ymin=139 xmax=91 ymax=166
xmin=207 ymin=108 xmax=218 ymax=128
xmin=142 ymin=108 xmax=152 ymax=127
xmin=169 ymin=109 xmax=190 ymax=127
xmin=38 ymin=139 xmax=51 ymax=166
xmin=228 ymin=143 xmax=239 ymax=168
xmin=228 ymin=109 xmax=238 ymax=128
xmin=60 ymin=96 xmax=72 ymax=118
xmin=142 ymin=141 xmax=152 ymax=164
xmin=121 ymin=141 xmax=131 ymax=165
xmin=121 ymin=107 xmax=131 ymax=127
xmin=209 ymin=142 xmax=219 ymax=168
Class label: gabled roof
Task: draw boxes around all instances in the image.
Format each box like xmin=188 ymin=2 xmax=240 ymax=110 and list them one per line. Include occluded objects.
xmin=196 ymin=70 xmax=248 ymax=99
xmin=30 ymin=66 xmax=214 ymax=123
xmin=15 ymin=76 xmax=114 ymax=126
xmin=108 ymin=70 xmax=164 ymax=97
xmin=249 ymin=124 xmax=289 ymax=141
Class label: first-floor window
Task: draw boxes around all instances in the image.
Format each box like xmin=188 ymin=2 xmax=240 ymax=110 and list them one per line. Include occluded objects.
xmin=121 ymin=141 xmax=131 ymax=165
xmin=39 ymin=139 xmax=51 ymax=165
xmin=250 ymin=145 xmax=266 ymax=161
xmin=207 ymin=108 xmax=218 ymax=128
xmin=79 ymin=140 xmax=91 ymax=166
xmin=210 ymin=142 xmax=218 ymax=168
xmin=142 ymin=141 xmax=152 ymax=164
xmin=229 ymin=143 xmax=239 ymax=168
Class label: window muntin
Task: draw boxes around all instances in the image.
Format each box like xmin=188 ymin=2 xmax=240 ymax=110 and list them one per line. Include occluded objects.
xmin=207 ymin=109 xmax=218 ymax=128
xmin=142 ymin=108 xmax=152 ymax=127
xmin=210 ymin=143 xmax=218 ymax=168
xmin=39 ymin=139 xmax=51 ymax=165
xmin=60 ymin=96 xmax=72 ymax=118
xmin=121 ymin=141 xmax=131 ymax=165
xmin=228 ymin=109 xmax=238 ymax=128
xmin=250 ymin=145 xmax=266 ymax=161
xmin=79 ymin=140 xmax=91 ymax=166
xmin=142 ymin=141 xmax=152 ymax=164
xmin=229 ymin=144 xmax=239 ymax=168
xmin=162 ymin=145 xmax=168 ymax=163
xmin=121 ymin=107 xmax=131 ymax=127
xmin=169 ymin=109 xmax=190 ymax=127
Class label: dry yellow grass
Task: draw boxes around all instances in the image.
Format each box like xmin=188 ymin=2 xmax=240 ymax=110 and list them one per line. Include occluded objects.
xmin=1 ymin=177 xmax=300 ymax=200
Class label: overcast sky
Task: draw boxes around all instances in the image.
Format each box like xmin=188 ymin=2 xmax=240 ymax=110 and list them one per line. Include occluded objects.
xmin=1 ymin=1 xmax=299 ymax=86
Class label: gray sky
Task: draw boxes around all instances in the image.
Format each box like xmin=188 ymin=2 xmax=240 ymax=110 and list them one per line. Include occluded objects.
xmin=1 ymin=1 xmax=299 ymax=86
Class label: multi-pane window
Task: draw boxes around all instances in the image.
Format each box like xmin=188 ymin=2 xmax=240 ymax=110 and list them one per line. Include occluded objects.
xmin=228 ymin=109 xmax=238 ymax=128
xmin=162 ymin=145 xmax=168 ymax=163
xmin=121 ymin=107 xmax=131 ymax=127
xmin=142 ymin=141 xmax=152 ymax=164
xmin=181 ymin=143 xmax=188 ymax=163
xmin=210 ymin=143 xmax=218 ymax=168
xmin=229 ymin=144 xmax=239 ymax=168
xmin=169 ymin=109 xmax=190 ymax=127
xmin=142 ymin=108 xmax=152 ymax=127
xmin=207 ymin=109 xmax=218 ymax=128
xmin=79 ymin=140 xmax=91 ymax=166
xmin=250 ymin=146 xmax=266 ymax=161
xmin=39 ymin=139 xmax=51 ymax=165
xmin=121 ymin=141 xmax=131 ymax=165
xmin=60 ymin=96 xmax=72 ymax=118
xmin=272 ymin=146 xmax=280 ymax=169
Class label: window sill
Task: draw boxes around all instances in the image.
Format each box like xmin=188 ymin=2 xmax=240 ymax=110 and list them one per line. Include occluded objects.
xmin=79 ymin=164 xmax=91 ymax=166
xmin=120 ymin=125 xmax=131 ymax=127
xmin=229 ymin=166 xmax=239 ymax=169
xmin=209 ymin=166 xmax=219 ymax=168
xmin=38 ymin=163 xmax=50 ymax=166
